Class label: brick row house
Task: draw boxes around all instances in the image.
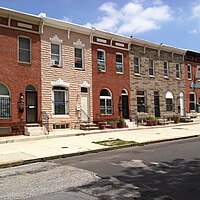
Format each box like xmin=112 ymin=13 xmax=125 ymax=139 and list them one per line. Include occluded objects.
xmin=185 ymin=50 xmax=200 ymax=115
xmin=0 ymin=8 xmax=42 ymax=135
xmin=91 ymin=29 xmax=130 ymax=124
xmin=129 ymin=38 xmax=186 ymax=121
xmin=1 ymin=7 xmax=200 ymax=136
xmin=41 ymin=15 xmax=93 ymax=131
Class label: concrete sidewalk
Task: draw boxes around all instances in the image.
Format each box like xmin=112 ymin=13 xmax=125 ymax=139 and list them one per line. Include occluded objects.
xmin=0 ymin=122 xmax=200 ymax=168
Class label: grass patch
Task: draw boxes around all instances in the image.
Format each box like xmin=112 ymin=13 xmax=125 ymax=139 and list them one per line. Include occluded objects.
xmin=93 ymin=139 xmax=138 ymax=146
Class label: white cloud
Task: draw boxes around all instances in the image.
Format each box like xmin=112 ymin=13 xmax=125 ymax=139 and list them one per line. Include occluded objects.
xmin=62 ymin=16 xmax=72 ymax=22
xmin=85 ymin=1 xmax=173 ymax=35
xmin=192 ymin=2 xmax=200 ymax=18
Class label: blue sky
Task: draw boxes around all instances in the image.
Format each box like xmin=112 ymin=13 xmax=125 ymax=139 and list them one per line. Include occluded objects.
xmin=1 ymin=0 xmax=200 ymax=52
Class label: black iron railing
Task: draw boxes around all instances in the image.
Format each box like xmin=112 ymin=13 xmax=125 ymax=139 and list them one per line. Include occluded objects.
xmin=0 ymin=97 xmax=11 ymax=118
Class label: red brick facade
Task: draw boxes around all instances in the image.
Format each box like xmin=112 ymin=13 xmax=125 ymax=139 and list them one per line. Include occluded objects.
xmin=0 ymin=24 xmax=41 ymax=135
xmin=92 ymin=42 xmax=130 ymax=122
xmin=185 ymin=51 xmax=200 ymax=113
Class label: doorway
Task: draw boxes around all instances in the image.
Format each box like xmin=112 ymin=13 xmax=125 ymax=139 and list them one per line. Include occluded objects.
xmin=26 ymin=85 xmax=37 ymax=123
xmin=154 ymin=91 xmax=160 ymax=118
xmin=81 ymin=87 xmax=90 ymax=122
xmin=121 ymin=89 xmax=129 ymax=119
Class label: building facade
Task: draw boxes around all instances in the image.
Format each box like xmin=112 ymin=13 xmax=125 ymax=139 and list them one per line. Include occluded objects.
xmin=41 ymin=17 xmax=93 ymax=131
xmin=0 ymin=8 xmax=42 ymax=135
xmin=91 ymin=30 xmax=130 ymax=123
xmin=184 ymin=50 xmax=200 ymax=114
xmin=129 ymin=38 xmax=186 ymax=121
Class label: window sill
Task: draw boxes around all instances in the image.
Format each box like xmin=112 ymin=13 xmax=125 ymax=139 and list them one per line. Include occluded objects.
xmin=176 ymin=78 xmax=181 ymax=80
xmin=116 ymin=72 xmax=124 ymax=75
xmin=149 ymin=75 xmax=155 ymax=78
xmin=134 ymin=73 xmax=141 ymax=77
xmin=98 ymin=70 xmax=106 ymax=73
xmin=18 ymin=61 xmax=32 ymax=65
xmin=51 ymin=65 xmax=62 ymax=68
xmin=75 ymin=68 xmax=85 ymax=71
xmin=164 ymin=76 xmax=169 ymax=79
xmin=52 ymin=114 xmax=70 ymax=118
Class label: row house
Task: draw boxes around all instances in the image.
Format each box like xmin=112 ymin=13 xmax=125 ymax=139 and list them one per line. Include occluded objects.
xmin=129 ymin=38 xmax=186 ymax=121
xmin=41 ymin=15 xmax=93 ymax=131
xmin=91 ymin=30 xmax=130 ymax=123
xmin=185 ymin=50 xmax=200 ymax=114
xmin=0 ymin=8 xmax=42 ymax=135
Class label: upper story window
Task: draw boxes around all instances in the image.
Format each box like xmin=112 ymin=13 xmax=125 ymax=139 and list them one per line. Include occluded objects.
xmin=50 ymin=35 xmax=63 ymax=67
xmin=134 ymin=57 xmax=140 ymax=74
xmin=116 ymin=53 xmax=124 ymax=74
xmin=51 ymin=44 xmax=60 ymax=66
xmin=18 ymin=36 xmax=31 ymax=63
xmin=149 ymin=59 xmax=155 ymax=76
xmin=0 ymin=83 xmax=11 ymax=119
xmin=176 ymin=63 xmax=181 ymax=79
xmin=164 ymin=61 xmax=169 ymax=77
xmin=73 ymin=39 xmax=85 ymax=70
xmin=187 ymin=64 xmax=192 ymax=79
xmin=75 ymin=48 xmax=83 ymax=69
xmin=97 ymin=49 xmax=106 ymax=72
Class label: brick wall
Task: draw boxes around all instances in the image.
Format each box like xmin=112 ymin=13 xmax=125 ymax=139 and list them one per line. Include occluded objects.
xmin=130 ymin=44 xmax=185 ymax=120
xmin=92 ymin=43 xmax=130 ymax=122
xmin=0 ymin=26 xmax=41 ymax=134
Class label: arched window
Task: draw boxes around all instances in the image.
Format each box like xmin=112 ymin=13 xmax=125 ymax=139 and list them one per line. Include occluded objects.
xmin=0 ymin=83 xmax=11 ymax=118
xmin=165 ymin=91 xmax=174 ymax=111
xmin=100 ymin=89 xmax=112 ymax=115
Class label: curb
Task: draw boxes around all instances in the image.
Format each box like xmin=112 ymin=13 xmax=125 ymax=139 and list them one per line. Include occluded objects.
xmin=0 ymin=134 xmax=199 ymax=169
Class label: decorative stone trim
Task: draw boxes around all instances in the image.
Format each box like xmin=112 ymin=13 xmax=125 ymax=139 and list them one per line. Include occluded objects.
xmin=73 ymin=39 xmax=85 ymax=48
xmin=50 ymin=35 xmax=63 ymax=44
xmin=51 ymin=78 xmax=70 ymax=88
xmin=80 ymin=81 xmax=90 ymax=88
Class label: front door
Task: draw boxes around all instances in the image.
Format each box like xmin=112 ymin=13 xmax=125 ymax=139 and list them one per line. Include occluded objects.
xmin=26 ymin=86 xmax=37 ymax=123
xmin=122 ymin=95 xmax=129 ymax=119
xmin=154 ymin=91 xmax=160 ymax=118
xmin=81 ymin=87 xmax=89 ymax=122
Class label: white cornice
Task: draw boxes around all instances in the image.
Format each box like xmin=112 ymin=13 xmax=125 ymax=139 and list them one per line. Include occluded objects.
xmin=51 ymin=78 xmax=70 ymax=88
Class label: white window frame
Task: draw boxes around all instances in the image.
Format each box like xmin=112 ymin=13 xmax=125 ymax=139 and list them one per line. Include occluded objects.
xmin=51 ymin=43 xmax=61 ymax=66
xmin=189 ymin=92 xmax=196 ymax=112
xmin=164 ymin=61 xmax=169 ymax=77
xmin=187 ymin=64 xmax=192 ymax=80
xmin=50 ymin=35 xmax=63 ymax=67
xmin=149 ymin=59 xmax=155 ymax=76
xmin=18 ymin=36 xmax=31 ymax=64
xmin=97 ymin=49 xmax=106 ymax=72
xmin=176 ymin=63 xmax=181 ymax=79
xmin=116 ymin=52 xmax=124 ymax=74
xmin=100 ymin=89 xmax=113 ymax=115
xmin=134 ymin=57 xmax=140 ymax=75
xmin=74 ymin=47 xmax=84 ymax=70
xmin=52 ymin=87 xmax=69 ymax=116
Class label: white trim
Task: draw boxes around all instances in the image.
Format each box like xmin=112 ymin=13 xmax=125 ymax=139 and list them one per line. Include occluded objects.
xmin=80 ymin=81 xmax=90 ymax=88
xmin=187 ymin=64 xmax=192 ymax=80
xmin=97 ymin=49 xmax=106 ymax=72
xmin=163 ymin=61 xmax=169 ymax=77
xmin=134 ymin=57 xmax=140 ymax=74
xmin=51 ymin=78 xmax=70 ymax=88
xmin=74 ymin=47 xmax=84 ymax=70
xmin=50 ymin=35 xmax=63 ymax=44
xmin=165 ymin=91 xmax=174 ymax=99
xmin=73 ymin=39 xmax=85 ymax=48
xmin=176 ymin=63 xmax=181 ymax=79
xmin=149 ymin=59 xmax=155 ymax=76
xmin=116 ymin=52 xmax=124 ymax=74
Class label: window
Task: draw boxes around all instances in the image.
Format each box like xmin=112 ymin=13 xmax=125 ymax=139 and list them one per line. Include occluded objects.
xmin=53 ymin=87 xmax=68 ymax=115
xmin=164 ymin=61 xmax=169 ymax=77
xmin=189 ymin=93 xmax=196 ymax=112
xmin=187 ymin=64 xmax=192 ymax=79
xmin=97 ymin=50 xmax=106 ymax=72
xmin=134 ymin=57 xmax=140 ymax=74
xmin=116 ymin=53 xmax=124 ymax=73
xmin=136 ymin=91 xmax=147 ymax=112
xmin=51 ymin=43 xmax=60 ymax=65
xmin=149 ymin=59 xmax=155 ymax=76
xmin=100 ymin=89 xmax=112 ymax=115
xmin=0 ymin=83 xmax=11 ymax=118
xmin=176 ymin=64 xmax=181 ymax=79
xmin=75 ymin=48 xmax=84 ymax=69
xmin=165 ymin=91 xmax=174 ymax=111
xmin=19 ymin=36 xmax=31 ymax=63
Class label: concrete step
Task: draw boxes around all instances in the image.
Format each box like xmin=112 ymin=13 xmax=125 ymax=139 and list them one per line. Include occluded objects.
xmin=80 ymin=123 xmax=99 ymax=130
xmin=24 ymin=126 xmax=47 ymax=136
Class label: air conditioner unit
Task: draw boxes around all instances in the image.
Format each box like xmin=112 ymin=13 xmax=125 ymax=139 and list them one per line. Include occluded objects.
xmin=51 ymin=60 xmax=60 ymax=66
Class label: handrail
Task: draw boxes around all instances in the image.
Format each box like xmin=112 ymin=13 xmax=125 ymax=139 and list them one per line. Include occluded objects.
xmin=80 ymin=108 xmax=91 ymax=123
xmin=41 ymin=111 xmax=50 ymax=133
